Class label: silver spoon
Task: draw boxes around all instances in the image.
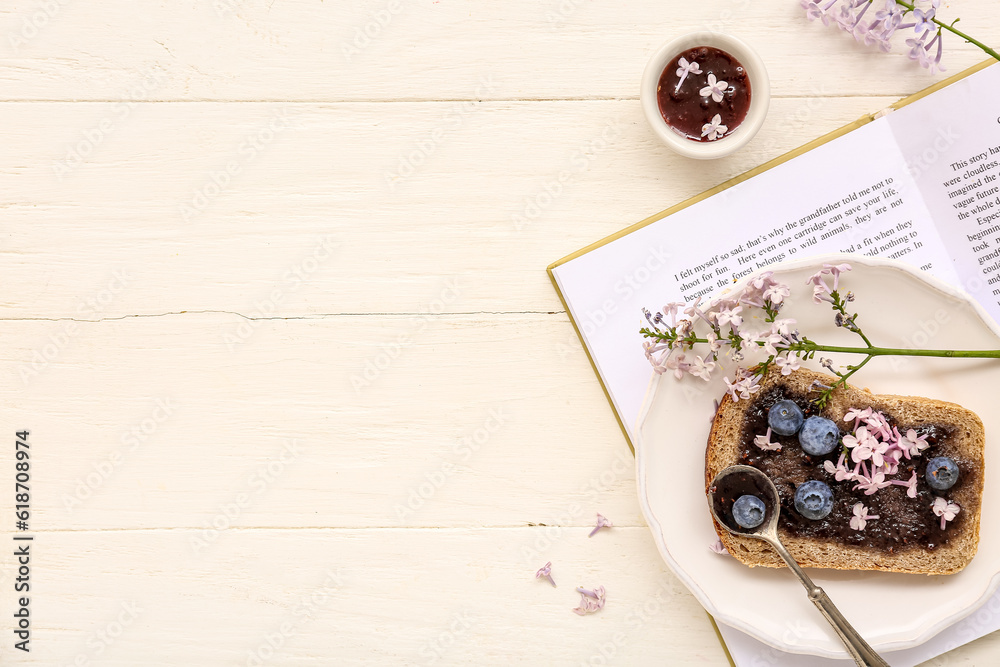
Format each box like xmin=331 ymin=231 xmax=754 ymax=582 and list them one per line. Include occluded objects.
xmin=707 ymin=465 xmax=889 ymax=667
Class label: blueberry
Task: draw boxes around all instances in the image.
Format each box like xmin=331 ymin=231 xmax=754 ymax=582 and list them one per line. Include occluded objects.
xmin=794 ymin=480 xmax=834 ymax=520
xmin=798 ymin=416 xmax=840 ymax=456
xmin=732 ymin=494 xmax=766 ymax=529
xmin=926 ymin=456 xmax=959 ymax=491
xmin=768 ymin=400 xmax=804 ymax=436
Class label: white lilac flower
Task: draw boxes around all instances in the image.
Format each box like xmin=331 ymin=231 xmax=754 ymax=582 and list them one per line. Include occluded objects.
xmin=875 ymin=0 xmax=905 ymax=32
xmin=723 ymin=376 xmax=741 ymax=402
xmin=852 ymin=18 xmax=871 ymax=42
xmin=850 ymin=502 xmax=879 ymax=531
xmin=843 ymin=425 xmax=873 ymax=451
xmin=724 ymin=372 xmax=762 ymax=402
xmin=683 ymin=296 xmax=705 ymax=321
xmin=749 ymin=271 xmax=775 ymax=291
xmin=844 ymin=406 xmax=872 ymax=430
xmin=739 ymin=288 xmax=766 ymax=309
xmin=699 ymin=73 xmax=728 ymax=103
xmin=806 ymin=269 xmax=836 ymax=303
xmin=772 ymin=318 xmax=796 ymax=336
xmin=850 ymin=444 xmax=871 ymax=465
xmin=811 ymin=284 xmax=833 ymax=304
xmin=763 ymin=282 xmax=791 ymax=304
xmin=675 ymin=57 xmax=702 ymax=91
xmin=806 ymin=269 xmax=831 ymax=290
xmin=803 ymin=1 xmax=824 ymax=21
xmin=822 ymin=263 xmax=851 ymax=290
xmin=846 ymin=0 xmax=874 ymax=32
xmin=687 ymin=355 xmax=716 ymax=381
xmin=880 ymin=446 xmax=903 ymax=476
xmin=774 ymin=353 xmax=800 ymax=376
xmin=715 ymin=304 xmax=743 ymax=329
xmin=897 ymin=428 xmax=929 ymax=457
xmin=906 ymin=32 xmax=929 ymax=59
xmin=856 ymin=21 xmax=891 ymax=51
xmin=824 ymin=453 xmax=856 ymax=482
xmin=643 ymin=340 xmax=672 ymax=374
xmin=912 ymin=7 xmax=936 ymax=33
xmin=705 ymin=296 xmax=739 ymax=319
xmin=863 ymin=411 xmax=892 ymax=440
xmin=923 ymin=31 xmax=946 ymax=74
xmin=917 ymin=49 xmax=931 ymax=69
xmin=869 ymin=438 xmax=891 ymax=468
xmin=890 ymin=470 xmax=919 ymax=498
xmin=705 ymin=331 xmax=723 ymax=354
xmin=754 ymin=427 xmax=782 ymax=452
xmin=931 ymin=497 xmax=960 ymax=530
xmin=834 ymin=2 xmax=855 ymax=29
xmin=664 ymin=351 xmax=689 ymax=380
xmin=701 ymin=113 xmax=728 ymax=141
xmin=758 ymin=331 xmax=786 ymax=356
xmin=854 ymin=469 xmax=891 ymax=495
xmin=661 ymin=302 xmax=685 ymax=327
xmin=734 ymin=374 xmax=762 ymax=400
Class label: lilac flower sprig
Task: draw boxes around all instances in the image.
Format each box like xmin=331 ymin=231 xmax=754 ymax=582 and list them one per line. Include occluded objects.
xmin=800 ymin=0 xmax=1000 ymax=72
xmin=640 ymin=263 xmax=1000 ymax=409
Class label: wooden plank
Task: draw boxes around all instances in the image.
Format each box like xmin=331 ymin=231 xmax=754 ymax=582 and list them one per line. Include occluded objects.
xmin=0 ymin=1 xmax=992 ymax=101
xmin=2 ymin=526 xmax=999 ymax=664
xmin=2 ymin=313 xmax=646 ymax=530
xmin=0 ymin=97 xmax=895 ymax=319
xmin=0 ymin=527 xmax=729 ymax=665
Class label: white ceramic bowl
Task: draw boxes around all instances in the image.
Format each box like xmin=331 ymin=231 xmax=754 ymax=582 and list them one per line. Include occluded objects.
xmin=640 ymin=32 xmax=770 ymax=159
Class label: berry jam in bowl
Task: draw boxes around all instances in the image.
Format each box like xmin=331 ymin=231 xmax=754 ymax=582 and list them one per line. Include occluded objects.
xmin=641 ymin=32 xmax=769 ymax=159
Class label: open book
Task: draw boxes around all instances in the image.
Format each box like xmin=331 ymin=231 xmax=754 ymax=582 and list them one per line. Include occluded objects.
xmin=549 ymin=60 xmax=1000 ymax=446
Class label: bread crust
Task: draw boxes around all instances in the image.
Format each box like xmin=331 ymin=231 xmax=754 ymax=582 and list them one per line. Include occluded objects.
xmin=706 ymin=368 xmax=984 ymax=574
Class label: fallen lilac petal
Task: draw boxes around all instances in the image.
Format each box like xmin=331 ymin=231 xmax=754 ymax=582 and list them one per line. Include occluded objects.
xmin=572 ymin=585 xmax=607 ymax=615
xmin=535 ymin=561 xmax=556 ymax=587
xmin=589 ymin=513 xmax=613 ymax=537
xmin=709 ymin=539 xmax=729 ymax=555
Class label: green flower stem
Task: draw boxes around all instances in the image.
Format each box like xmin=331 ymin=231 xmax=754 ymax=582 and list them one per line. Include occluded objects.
xmin=805 ymin=344 xmax=1000 ymax=358
xmin=829 ymin=353 xmax=874 ymax=390
xmin=643 ymin=333 xmax=1000 ymax=359
xmin=890 ymin=0 xmax=1000 ymax=61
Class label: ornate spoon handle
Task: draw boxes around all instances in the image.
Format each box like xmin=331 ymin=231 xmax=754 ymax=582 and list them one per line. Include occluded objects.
xmin=766 ymin=537 xmax=889 ymax=667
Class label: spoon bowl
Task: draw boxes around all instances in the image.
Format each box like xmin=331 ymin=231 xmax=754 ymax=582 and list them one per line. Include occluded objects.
xmin=707 ymin=464 xmax=780 ymax=539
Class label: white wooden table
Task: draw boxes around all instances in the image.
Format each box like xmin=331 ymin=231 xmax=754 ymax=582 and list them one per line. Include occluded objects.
xmin=2 ymin=1 xmax=1000 ymax=664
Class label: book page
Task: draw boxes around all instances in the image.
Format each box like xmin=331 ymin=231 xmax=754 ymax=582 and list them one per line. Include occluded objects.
xmin=885 ymin=63 xmax=1000 ymax=321
xmin=553 ymin=119 xmax=956 ymax=441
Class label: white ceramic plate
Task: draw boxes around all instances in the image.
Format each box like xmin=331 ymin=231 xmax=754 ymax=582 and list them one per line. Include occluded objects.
xmin=635 ymin=254 xmax=1000 ymax=658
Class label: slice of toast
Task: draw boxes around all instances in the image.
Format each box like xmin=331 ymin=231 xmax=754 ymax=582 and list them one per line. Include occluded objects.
xmin=705 ymin=368 xmax=985 ymax=574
